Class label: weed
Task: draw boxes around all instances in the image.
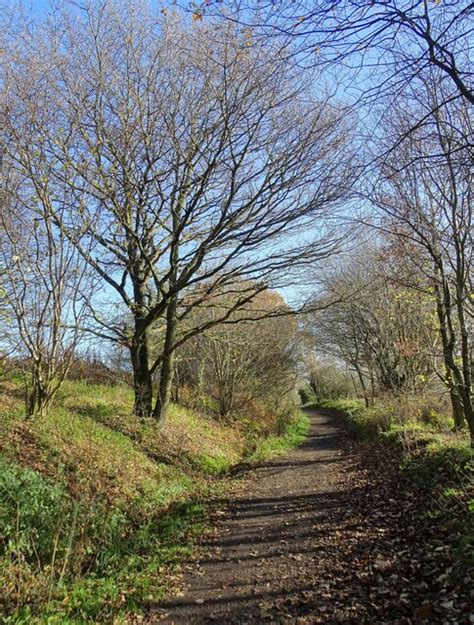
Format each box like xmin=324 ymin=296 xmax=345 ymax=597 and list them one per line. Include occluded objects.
xmin=0 ymin=377 xmax=308 ymax=622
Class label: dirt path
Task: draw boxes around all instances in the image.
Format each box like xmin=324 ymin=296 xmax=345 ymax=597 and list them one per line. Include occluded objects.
xmin=153 ymin=409 xmax=348 ymax=623
xmin=150 ymin=409 xmax=471 ymax=624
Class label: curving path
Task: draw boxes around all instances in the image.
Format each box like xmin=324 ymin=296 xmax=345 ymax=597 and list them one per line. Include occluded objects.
xmin=147 ymin=408 xmax=471 ymax=625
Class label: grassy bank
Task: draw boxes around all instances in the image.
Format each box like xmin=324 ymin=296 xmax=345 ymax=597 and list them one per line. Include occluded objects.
xmin=308 ymin=397 xmax=473 ymax=574
xmin=247 ymin=413 xmax=310 ymax=462
xmin=0 ymin=375 xmax=308 ymax=624
xmin=311 ymin=397 xmax=471 ymax=484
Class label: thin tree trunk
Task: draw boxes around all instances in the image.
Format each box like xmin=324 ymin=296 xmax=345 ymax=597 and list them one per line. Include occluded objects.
xmin=354 ymin=363 xmax=369 ymax=408
xmin=369 ymin=366 xmax=376 ymax=406
xmin=433 ymin=274 xmax=466 ymax=430
xmin=455 ymin=287 xmax=473 ymax=439
xmin=26 ymin=361 xmax=52 ymax=418
xmin=173 ymin=363 xmax=180 ymax=404
xmin=448 ymin=382 xmax=465 ymax=430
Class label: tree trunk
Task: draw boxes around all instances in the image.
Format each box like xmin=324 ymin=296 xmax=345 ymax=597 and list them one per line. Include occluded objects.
xmin=218 ymin=381 xmax=234 ymax=417
xmin=27 ymin=380 xmax=47 ymax=417
xmin=154 ymin=163 xmax=187 ymax=423
xmin=462 ymin=397 xmax=474 ymax=447
xmin=369 ymin=366 xmax=376 ymax=405
xmin=433 ymin=277 xmax=467 ymax=430
xmin=172 ymin=364 xmax=180 ymax=404
xmin=26 ymin=361 xmax=51 ymax=418
xmin=130 ymin=322 xmax=153 ymax=418
xmin=353 ymin=361 xmax=369 ymax=408
xmin=449 ymin=384 xmax=465 ymax=430
xmin=154 ymin=295 xmax=178 ymax=423
xmin=466 ymin=410 xmax=474 ymax=448
xmin=455 ymin=285 xmax=473 ymax=440
xmin=197 ymin=361 xmax=205 ymax=396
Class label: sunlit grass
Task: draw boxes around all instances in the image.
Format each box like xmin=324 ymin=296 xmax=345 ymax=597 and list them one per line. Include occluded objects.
xmin=0 ymin=375 xmax=307 ymax=623
xmin=249 ymin=411 xmax=310 ymax=462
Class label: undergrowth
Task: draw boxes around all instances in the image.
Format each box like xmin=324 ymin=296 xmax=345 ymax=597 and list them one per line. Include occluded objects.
xmin=248 ymin=411 xmax=310 ymax=462
xmin=0 ymin=375 xmax=306 ymax=623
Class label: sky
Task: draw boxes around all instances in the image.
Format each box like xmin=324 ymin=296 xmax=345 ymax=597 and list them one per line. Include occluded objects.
xmin=22 ymin=0 xmax=49 ymax=12
xmin=1 ymin=0 xmax=47 ymax=12
xmin=2 ymin=0 xmax=361 ymax=311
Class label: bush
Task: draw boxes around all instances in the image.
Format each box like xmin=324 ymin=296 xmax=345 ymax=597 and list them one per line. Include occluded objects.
xmin=67 ymin=358 xmax=123 ymax=385
xmin=298 ymin=386 xmax=316 ymax=405
xmin=327 ymin=394 xmax=453 ymax=438
xmin=249 ymin=411 xmax=310 ymax=462
xmin=401 ymin=438 xmax=473 ymax=487
xmin=308 ymin=364 xmax=354 ymax=400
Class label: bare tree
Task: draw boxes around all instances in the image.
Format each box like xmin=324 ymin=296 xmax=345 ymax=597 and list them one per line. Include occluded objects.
xmin=2 ymin=1 xmax=355 ymax=420
xmin=200 ymin=0 xmax=473 ymax=172
xmin=177 ymin=286 xmax=298 ymax=417
xmin=304 ymin=245 xmax=438 ymax=406
xmin=302 ymin=356 xmax=355 ymax=402
xmin=370 ymin=76 xmax=473 ymax=438
xmin=201 ymin=1 xmax=473 ymax=104
xmin=0 ymin=186 xmax=93 ymax=417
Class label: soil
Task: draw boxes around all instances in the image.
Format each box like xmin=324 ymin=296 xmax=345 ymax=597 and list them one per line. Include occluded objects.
xmin=147 ymin=408 xmax=472 ymax=625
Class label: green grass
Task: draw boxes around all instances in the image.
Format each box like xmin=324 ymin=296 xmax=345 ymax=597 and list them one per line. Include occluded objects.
xmin=307 ymin=398 xmax=367 ymax=436
xmin=195 ymin=452 xmax=233 ymax=474
xmin=307 ymin=398 xmax=364 ymax=413
xmin=0 ymin=376 xmax=308 ymax=623
xmin=248 ymin=411 xmax=310 ymax=462
xmin=0 ymin=498 xmax=207 ymax=625
xmin=311 ymin=397 xmax=471 ymax=477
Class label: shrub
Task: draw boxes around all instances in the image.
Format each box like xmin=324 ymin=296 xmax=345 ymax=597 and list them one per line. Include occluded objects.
xmin=401 ymin=438 xmax=473 ymax=487
xmin=308 ymin=364 xmax=354 ymax=400
xmin=67 ymin=358 xmax=124 ymax=385
xmin=298 ymin=386 xmax=316 ymax=405
xmin=338 ymin=394 xmax=453 ymax=437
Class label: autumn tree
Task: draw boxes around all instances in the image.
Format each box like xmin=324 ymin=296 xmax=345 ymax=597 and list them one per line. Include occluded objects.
xmin=370 ymin=74 xmax=473 ymax=437
xmin=176 ymin=286 xmax=298 ymax=416
xmin=304 ymin=245 xmax=438 ymax=406
xmin=303 ymin=356 xmax=355 ymax=402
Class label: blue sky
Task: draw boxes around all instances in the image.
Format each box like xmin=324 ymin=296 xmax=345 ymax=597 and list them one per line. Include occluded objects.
xmin=4 ymin=0 xmax=363 ymax=312
xmin=2 ymin=0 xmax=59 ymax=17
xmin=27 ymin=0 xmax=49 ymax=11
xmin=0 ymin=0 xmax=49 ymax=17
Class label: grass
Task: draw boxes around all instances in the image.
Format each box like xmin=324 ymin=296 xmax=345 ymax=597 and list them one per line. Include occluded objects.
xmin=248 ymin=411 xmax=310 ymax=462
xmin=309 ymin=397 xmax=472 ymax=482
xmin=0 ymin=373 xmax=307 ymax=623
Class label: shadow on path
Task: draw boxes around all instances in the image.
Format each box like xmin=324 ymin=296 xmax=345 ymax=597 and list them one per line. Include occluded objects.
xmin=151 ymin=409 xmax=358 ymax=624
